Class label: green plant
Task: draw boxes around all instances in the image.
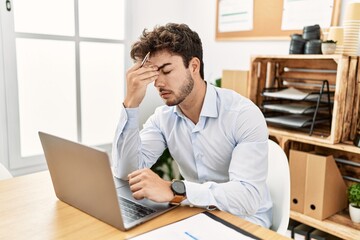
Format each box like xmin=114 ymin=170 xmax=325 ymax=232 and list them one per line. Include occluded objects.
xmin=215 ymin=78 xmax=221 ymax=87
xmin=348 ymin=183 xmax=360 ymax=208
xmin=151 ymin=148 xmax=182 ymax=180
xmin=322 ymin=40 xmax=337 ymax=44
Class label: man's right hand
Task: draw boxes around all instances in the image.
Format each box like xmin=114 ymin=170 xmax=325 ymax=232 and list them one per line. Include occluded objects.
xmin=123 ymin=62 xmax=159 ymax=108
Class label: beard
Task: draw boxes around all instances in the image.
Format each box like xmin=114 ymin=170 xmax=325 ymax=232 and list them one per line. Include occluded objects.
xmin=164 ymin=72 xmax=194 ymax=106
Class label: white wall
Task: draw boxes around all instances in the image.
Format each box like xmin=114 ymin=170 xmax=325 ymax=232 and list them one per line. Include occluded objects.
xmin=0 ymin=16 xmax=9 ymax=170
xmin=128 ymin=0 xmax=355 ymax=126
xmin=0 ymin=0 xmax=357 ymax=169
xmin=186 ymin=0 xmax=289 ymax=82
xmin=127 ymin=0 xmax=187 ymax=127
xmin=128 ymin=0 xmax=290 ymax=126
xmin=190 ymin=0 xmax=355 ymax=82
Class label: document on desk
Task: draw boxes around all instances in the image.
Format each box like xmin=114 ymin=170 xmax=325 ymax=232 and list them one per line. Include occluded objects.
xmin=129 ymin=212 xmax=260 ymax=240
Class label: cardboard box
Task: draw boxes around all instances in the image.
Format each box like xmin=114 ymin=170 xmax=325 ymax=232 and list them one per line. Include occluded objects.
xmin=221 ymin=70 xmax=249 ymax=98
xmin=304 ymin=153 xmax=347 ymax=220
xmin=289 ymin=150 xmax=308 ymax=213
xmin=289 ymin=149 xmax=347 ymax=220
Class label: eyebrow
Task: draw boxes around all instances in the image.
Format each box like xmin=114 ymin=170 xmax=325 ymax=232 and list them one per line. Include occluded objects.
xmin=157 ymin=63 xmax=172 ymax=71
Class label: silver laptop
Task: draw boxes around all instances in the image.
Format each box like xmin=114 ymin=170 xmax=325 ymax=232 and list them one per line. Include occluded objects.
xmin=38 ymin=131 xmax=177 ymax=231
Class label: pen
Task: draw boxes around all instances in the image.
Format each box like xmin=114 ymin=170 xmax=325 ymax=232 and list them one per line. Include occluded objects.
xmin=184 ymin=231 xmax=198 ymax=240
xmin=140 ymin=52 xmax=150 ymax=67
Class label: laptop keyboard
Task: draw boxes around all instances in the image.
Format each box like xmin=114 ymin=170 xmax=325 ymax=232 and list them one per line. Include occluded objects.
xmin=119 ymin=197 xmax=156 ymax=224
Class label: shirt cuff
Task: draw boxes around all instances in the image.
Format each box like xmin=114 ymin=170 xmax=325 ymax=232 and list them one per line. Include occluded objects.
xmin=123 ymin=104 xmax=139 ymax=129
xmin=183 ymin=180 xmax=218 ymax=208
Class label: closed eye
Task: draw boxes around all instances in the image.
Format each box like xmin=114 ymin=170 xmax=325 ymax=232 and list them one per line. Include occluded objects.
xmin=162 ymin=70 xmax=171 ymax=75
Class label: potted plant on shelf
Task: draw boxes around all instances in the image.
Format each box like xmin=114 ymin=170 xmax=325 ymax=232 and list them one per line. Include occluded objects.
xmin=321 ymin=40 xmax=337 ymax=55
xmin=348 ymin=183 xmax=360 ymax=223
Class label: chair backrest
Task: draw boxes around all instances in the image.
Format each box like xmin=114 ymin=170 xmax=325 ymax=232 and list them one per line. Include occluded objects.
xmin=0 ymin=163 xmax=13 ymax=180
xmin=266 ymin=139 xmax=290 ymax=235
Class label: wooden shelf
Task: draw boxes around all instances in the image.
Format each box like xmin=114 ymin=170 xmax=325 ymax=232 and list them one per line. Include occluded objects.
xmin=252 ymin=54 xmax=343 ymax=61
xmin=291 ymin=210 xmax=360 ymax=240
xmin=249 ymin=54 xmax=360 ymax=239
xmin=250 ymin=54 xmax=360 ymax=144
xmin=269 ymin=127 xmax=360 ymax=154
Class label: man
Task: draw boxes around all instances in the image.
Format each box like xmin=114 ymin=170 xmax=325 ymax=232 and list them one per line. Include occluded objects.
xmin=112 ymin=23 xmax=272 ymax=228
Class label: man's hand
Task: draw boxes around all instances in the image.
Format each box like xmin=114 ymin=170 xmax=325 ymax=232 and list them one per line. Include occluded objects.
xmin=123 ymin=62 xmax=159 ymax=108
xmin=128 ymin=168 xmax=174 ymax=203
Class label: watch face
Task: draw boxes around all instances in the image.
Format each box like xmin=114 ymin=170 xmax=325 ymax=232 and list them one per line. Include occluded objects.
xmin=172 ymin=180 xmax=186 ymax=195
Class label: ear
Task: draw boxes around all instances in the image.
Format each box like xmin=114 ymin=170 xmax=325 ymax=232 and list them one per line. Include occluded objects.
xmin=189 ymin=57 xmax=201 ymax=76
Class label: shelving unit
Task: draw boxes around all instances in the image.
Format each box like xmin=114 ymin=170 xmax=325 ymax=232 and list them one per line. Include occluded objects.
xmin=249 ymin=54 xmax=360 ymax=144
xmin=261 ymin=78 xmax=333 ymax=136
xmin=291 ymin=210 xmax=360 ymax=240
xmin=274 ymin=135 xmax=360 ymax=240
xmin=249 ymin=55 xmax=360 ymax=240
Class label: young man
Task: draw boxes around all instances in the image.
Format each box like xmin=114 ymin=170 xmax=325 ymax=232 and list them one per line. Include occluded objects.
xmin=112 ymin=23 xmax=272 ymax=228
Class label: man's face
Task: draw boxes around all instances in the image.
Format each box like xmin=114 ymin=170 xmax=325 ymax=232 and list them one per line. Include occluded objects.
xmin=148 ymin=50 xmax=194 ymax=106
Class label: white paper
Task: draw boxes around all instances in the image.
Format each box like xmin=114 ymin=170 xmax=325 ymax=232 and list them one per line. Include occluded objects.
xmin=266 ymin=115 xmax=314 ymax=128
xmin=129 ymin=213 xmax=255 ymax=240
xmin=262 ymin=87 xmax=319 ymax=100
xmin=266 ymin=114 xmax=329 ymax=128
xmin=281 ymin=0 xmax=334 ymax=30
xmin=218 ymin=0 xmax=253 ymax=32
xmin=263 ymin=103 xmax=317 ymax=114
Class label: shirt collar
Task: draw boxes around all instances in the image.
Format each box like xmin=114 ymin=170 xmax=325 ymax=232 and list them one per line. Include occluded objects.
xmin=174 ymin=82 xmax=218 ymax=119
xmin=200 ymin=83 xmax=218 ymax=118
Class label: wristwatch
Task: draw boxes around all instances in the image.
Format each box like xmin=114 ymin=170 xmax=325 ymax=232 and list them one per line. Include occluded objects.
xmin=170 ymin=180 xmax=186 ymax=205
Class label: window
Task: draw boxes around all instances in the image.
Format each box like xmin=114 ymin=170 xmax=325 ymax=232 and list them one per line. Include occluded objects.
xmin=0 ymin=0 xmax=125 ymax=175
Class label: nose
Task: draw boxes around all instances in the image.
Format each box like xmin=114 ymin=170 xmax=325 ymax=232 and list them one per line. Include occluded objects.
xmin=154 ymin=74 xmax=166 ymax=88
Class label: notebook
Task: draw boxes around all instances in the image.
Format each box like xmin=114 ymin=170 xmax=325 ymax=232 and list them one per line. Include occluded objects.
xmin=38 ymin=131 xmax=177 ymax=231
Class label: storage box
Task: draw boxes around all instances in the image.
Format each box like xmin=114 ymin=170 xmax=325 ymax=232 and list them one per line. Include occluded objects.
xmin=221 ymin=70 xmax=249 ymax=98
xmin=310 ymin=229 xmax=342 ymax=240
xmin=287 ymin=219 xmax=301 ymax=239
xmin=294 ymin=224 xmax=315 ymax=240
xmin=304 ymin=152 xmax=347 ymax=220
xmin=290 ymin=150 xmax=308 ymax=213
xmin=289 ymin=149 xmax=347 ymax=220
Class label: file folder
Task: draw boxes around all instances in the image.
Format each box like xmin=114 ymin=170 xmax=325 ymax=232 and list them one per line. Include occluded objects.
xmin=289 ymin=150 xmax=308 ymax=213
xmin=304 ymin=153 xmax=347 ymax=220
xmin=289 ymin=150 xmax=347 ymax=219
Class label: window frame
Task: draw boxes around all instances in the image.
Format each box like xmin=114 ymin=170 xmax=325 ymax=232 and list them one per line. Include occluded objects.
xmin=0 ymin=0 xmax=128 ymax=176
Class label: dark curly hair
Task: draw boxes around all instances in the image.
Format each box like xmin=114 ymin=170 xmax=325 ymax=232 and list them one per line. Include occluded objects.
xmin=130 ymin=23 xmax=204 ymax=79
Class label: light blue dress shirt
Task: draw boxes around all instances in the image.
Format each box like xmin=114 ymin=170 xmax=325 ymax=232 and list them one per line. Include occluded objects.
xmin=112 ymin=83 xmax=273 ymax=228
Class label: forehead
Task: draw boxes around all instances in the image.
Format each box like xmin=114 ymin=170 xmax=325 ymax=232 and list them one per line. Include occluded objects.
xmin=149 ymin=50 xmax=183 ymax=68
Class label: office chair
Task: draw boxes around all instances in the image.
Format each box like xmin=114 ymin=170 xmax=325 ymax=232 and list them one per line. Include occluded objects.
xmin=266 ymin=139 xmax=290 ymax=235
xmin=0 ymin=162 xmax=13 ymax=180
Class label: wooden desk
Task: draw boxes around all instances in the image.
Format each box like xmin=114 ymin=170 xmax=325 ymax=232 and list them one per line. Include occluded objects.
xmin=0 ymin=171 xmax=289 ymax=240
